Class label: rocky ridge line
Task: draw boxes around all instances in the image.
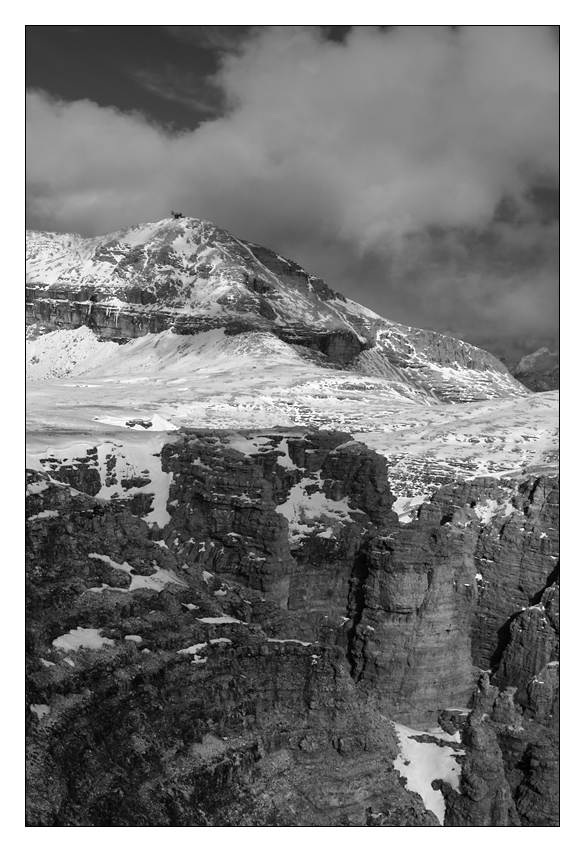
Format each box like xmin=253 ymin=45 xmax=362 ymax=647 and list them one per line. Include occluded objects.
xmin=26 ymin=218 xmax=526 ymax=404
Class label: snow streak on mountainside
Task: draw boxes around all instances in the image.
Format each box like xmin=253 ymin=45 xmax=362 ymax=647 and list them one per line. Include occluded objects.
xmin=26 ymin=217 xmax=526 ymax=405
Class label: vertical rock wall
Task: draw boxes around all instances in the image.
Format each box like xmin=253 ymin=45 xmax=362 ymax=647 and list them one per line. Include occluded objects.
xmin=26 ymin=431 xmax=560 ymax=824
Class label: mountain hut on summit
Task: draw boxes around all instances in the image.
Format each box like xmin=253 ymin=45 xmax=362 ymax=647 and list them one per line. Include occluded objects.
xmin=171 ymin=211 xmax=184 ymax=219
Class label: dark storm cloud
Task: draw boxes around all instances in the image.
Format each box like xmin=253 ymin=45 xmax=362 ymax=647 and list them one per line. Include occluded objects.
xmin=165 ymin=26 xmax=254 ymax=52
xmin=26 ymin=25 xmax=558 ymax=344
xmin=128 ymin=66 xmax=224 ymax=115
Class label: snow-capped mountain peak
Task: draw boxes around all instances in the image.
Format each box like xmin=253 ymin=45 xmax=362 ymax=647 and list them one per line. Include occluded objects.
xmin=27 ymin=217 xmax=527 ymax=406
xmin=26 ymin=216 xmax=372 ymax=333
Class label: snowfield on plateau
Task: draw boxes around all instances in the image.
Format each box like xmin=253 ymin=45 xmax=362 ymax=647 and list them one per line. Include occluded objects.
xmin=26 ymin=324 xmax=558 ymax=499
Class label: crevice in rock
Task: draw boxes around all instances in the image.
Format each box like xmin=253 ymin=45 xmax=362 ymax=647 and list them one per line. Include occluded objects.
xmin=489 ymin=614 xmax=516 ymax=671
xmin=345 ymin=545 xmax=370 ymax=680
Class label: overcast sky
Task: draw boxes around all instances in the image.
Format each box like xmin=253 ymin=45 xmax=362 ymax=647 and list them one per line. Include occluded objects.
xmin=26 ymin=25 xmax=559 ymax=356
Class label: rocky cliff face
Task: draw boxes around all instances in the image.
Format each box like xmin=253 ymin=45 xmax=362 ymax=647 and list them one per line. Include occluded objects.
xmin=511 ymin=347 xmax=560 ymax=392
xmin=159 ymin=434 xmax=558 ymax=730
xmin=26 ymin=468 xmax=437 ymax=827
xmin=439 ymin=662 xmax=559 ymax=827
xmin=26 ymin=429 xmax=559 ymax=826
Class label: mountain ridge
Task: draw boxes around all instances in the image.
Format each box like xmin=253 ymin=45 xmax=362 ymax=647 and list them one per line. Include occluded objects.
xmin=26 ymin=217 xmax=526 ymax=405
xmin=511 ymin=346 xmax=559 ymax=392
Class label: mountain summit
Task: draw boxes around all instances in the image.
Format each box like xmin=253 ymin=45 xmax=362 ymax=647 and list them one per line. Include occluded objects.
xmin=27 ymin=217 xmax=524 ymax=405
xmin=26 ymin=217 xmax=376 ymax=338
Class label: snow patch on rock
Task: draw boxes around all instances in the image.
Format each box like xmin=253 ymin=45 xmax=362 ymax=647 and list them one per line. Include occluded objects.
xmin=27 ymin=509 xmax=59 ymax=521
xmin=30 ymin=704 xmax=51 ymax=719
xmin=392 ymin=495 xmax=428 ymax=524
xmin=88 ymin=553 xmax=188 ymax=592
xmin=392 ymin=721 xmax=464 ymax=825
xmin=197 ymin=615 xmax=245 ymax=625
xmin=276 ymin=476 xmax=361 ymax=543
xmin=52 ymin=627 xmax=115 ymax=653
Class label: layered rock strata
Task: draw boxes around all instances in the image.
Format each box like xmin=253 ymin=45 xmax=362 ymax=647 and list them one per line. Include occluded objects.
xmin=440 ymin=663 xmax=559 ymax=826
xmin=27 ymin=428 xmax=559 ymax=825
xmin=28 ymin=433 xmax=559 ymax=722
xmin=26 ymin=471 xmax=437 ymax=827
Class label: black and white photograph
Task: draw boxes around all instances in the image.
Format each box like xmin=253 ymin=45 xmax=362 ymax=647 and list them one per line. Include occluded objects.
xmin=25 ymin=21 xmax=560 ymax=830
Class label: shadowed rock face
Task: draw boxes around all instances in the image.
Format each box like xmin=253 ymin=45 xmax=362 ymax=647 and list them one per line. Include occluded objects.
xmin=26 ymin=427 xmax=559 ymax=826
xmin=158 ymin=431 xmax=395 ymax=640
xmin=345 ymin=476 xmax=558 ymax=725
xmin=25 ymin=465 xmax=437 ymax=828
xmin=470 ymin=476 xmax=559 ymax=669
xmin=512 ymin=347 xmax=559 ymax=392
xmin=26 ymin=293 xmax=369 ymax=365
xmin=440 ymin=665 xmax=559 ymax=827
xmin=493 ymin=583 xmax=559 ymax=702
xmin=156 ymin=435 xmax=558 ymax=727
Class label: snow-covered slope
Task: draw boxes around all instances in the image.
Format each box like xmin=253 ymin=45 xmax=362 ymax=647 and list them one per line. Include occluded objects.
xmin=26 ymin=325 xmax=558 ymax=498
xmin=26 ymin=217 xmax=525 ymax=404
